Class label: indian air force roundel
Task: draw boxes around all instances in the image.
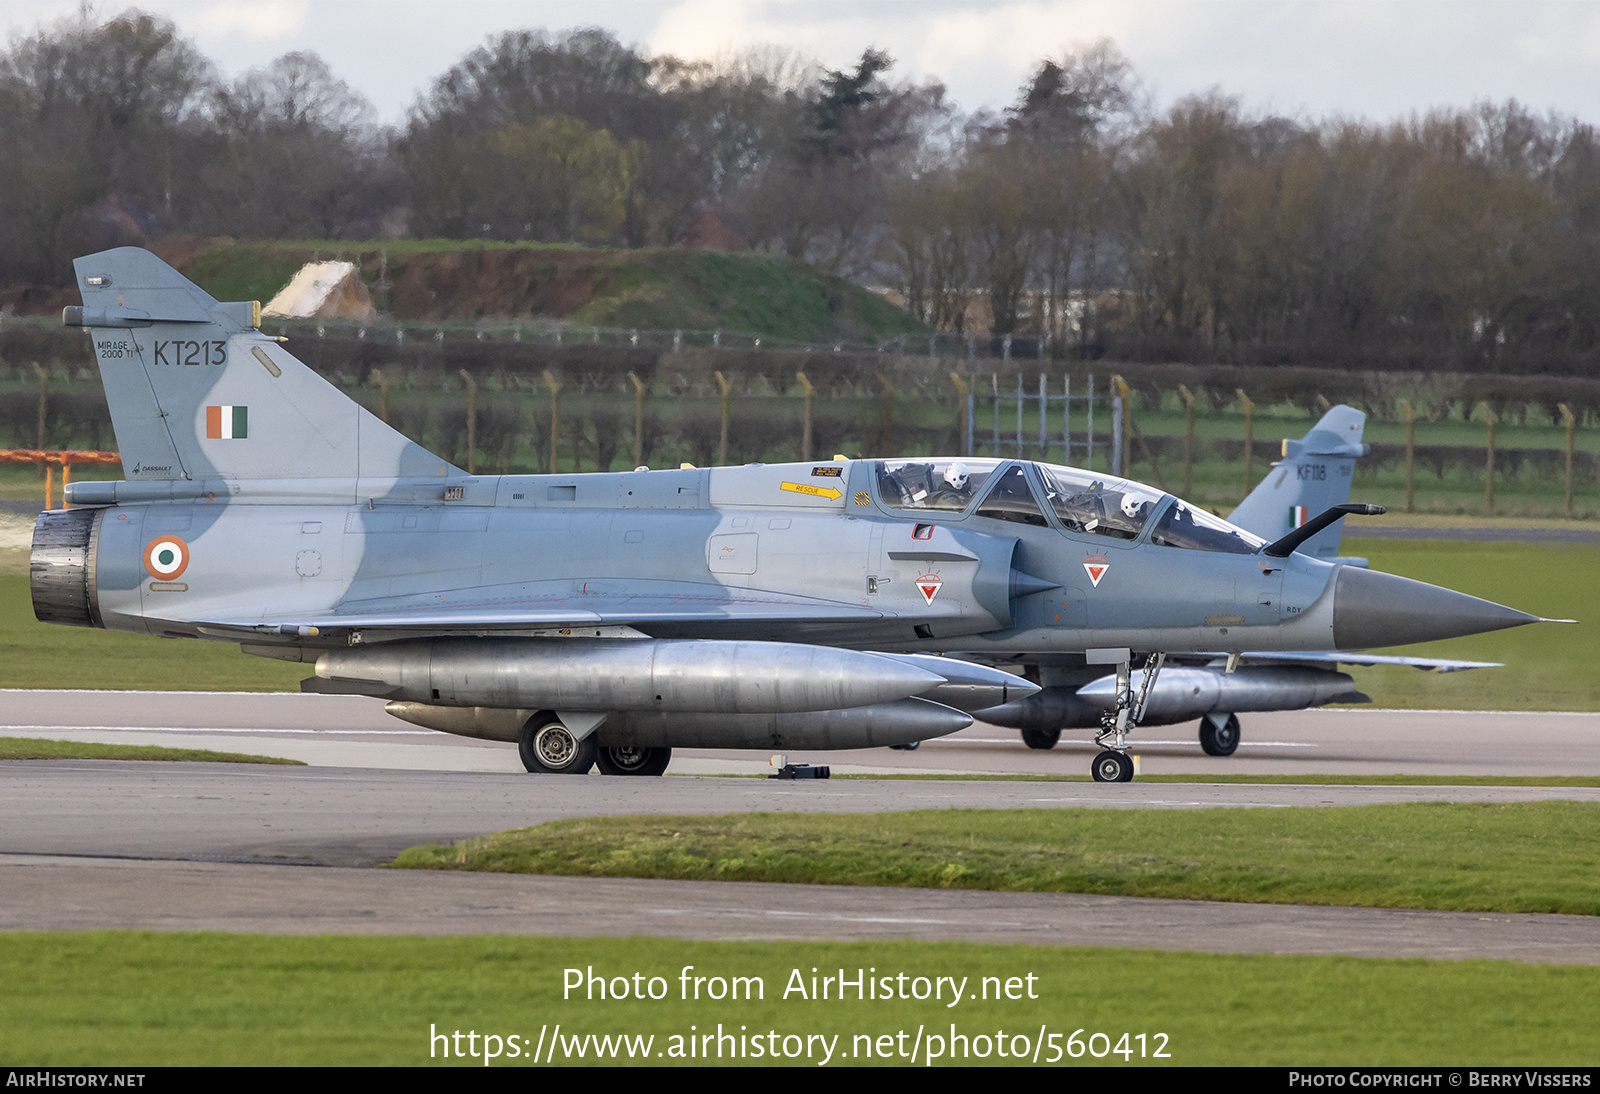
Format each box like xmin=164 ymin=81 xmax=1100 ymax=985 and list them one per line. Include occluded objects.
xmin=144 ymin=536 xmax=190 ymax=579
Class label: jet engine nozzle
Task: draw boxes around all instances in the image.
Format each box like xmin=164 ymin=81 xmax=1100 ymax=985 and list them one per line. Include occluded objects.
xmin=1331 ymin=565 xmax=1538 ymax=650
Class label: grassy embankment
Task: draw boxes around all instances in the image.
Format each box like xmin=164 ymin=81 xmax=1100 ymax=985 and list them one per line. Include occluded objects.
xmin=4 ymin=933 xmax=1597 ymax=1065
xmin=178 ymin=239 xmax=930 ymax=344
xmin=392 ymin=801 xmax=1600 ymax=916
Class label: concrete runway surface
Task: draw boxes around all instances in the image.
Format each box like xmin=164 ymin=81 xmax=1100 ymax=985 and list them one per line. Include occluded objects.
xmin=4 ymin=689 xmax=1599 ymax=963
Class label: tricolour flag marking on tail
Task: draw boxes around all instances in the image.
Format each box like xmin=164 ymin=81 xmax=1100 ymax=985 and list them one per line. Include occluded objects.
xmin=205 ymin=405 xmax=248 ymax=439
xmin=1292 ymin=505 xmax=1309 ymax=528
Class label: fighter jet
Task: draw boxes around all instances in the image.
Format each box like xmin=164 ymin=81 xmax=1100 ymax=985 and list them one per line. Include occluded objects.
xmin=31 ymin=249 xmax=1549 ymax=781
xmin=974 ymin=405 xmax=1501 ymax=759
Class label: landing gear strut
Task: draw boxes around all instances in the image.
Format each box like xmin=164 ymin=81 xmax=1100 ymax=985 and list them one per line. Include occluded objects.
xmin=1091 ymin=652 xmax=1165 ymax=782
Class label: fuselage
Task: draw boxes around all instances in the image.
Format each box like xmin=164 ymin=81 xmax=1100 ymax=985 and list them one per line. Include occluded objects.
xmin=38 ymin=457 xmax=1352 ymax=658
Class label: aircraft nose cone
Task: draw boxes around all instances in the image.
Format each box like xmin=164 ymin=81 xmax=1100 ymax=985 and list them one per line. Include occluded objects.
xmin=1331 ymin=565 xmax=1539 ymax=649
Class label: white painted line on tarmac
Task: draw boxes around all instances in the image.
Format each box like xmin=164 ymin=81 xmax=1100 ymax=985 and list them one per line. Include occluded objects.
xmin=940 ymin=737 xmax=1317 ymax=747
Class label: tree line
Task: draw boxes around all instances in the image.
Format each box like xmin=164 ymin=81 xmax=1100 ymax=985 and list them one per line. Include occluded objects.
xmin=2 ymin=10 xmax=1599 ymax=375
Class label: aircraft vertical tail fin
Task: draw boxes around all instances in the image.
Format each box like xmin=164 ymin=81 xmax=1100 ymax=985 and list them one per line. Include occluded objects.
xmin=1227 ymin=405 xmax=1368 ymax=561
xmin=65 ymin=247 xmax=456 ymax=486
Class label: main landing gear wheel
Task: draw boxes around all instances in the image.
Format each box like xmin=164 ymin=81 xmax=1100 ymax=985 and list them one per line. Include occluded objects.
xmin=595 ymin=744 xmax=672 ymax=776
xmin=519 ymin=719 xmax=597 ymax=774
xmin=1021 ymin=728 xmax=1061 ymax=750
xmin=1091 ymin=750 xmax=1134 ymax=782
xmin=1199 ymin=713 xmax=1241 ymax=757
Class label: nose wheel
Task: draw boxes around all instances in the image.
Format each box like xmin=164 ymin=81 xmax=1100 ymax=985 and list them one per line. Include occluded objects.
xmin=1091 ymin=750 xmax=1134 ymax=782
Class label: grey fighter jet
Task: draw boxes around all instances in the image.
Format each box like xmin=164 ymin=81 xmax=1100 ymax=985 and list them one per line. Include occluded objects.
xmin=975 ymin=405 xmax=1501 ymax=759
xmin=31 ymin=249 xmax=1550 ymax=781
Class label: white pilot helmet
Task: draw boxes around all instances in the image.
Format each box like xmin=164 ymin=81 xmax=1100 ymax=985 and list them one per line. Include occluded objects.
xmin=1119 ymin=490 xmax=1150 ymax=519
xmin=942 ymin=462 xmax=970 ymax=490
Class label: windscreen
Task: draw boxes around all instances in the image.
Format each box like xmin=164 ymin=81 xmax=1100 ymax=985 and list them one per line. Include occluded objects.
xmin=1035 ymin=463 xmax=1161 ymax=541
xmin=876 ymin=459 xmax=1001 ymax=512
xmin=1149 ymin=499 xmax=1267 ymax=554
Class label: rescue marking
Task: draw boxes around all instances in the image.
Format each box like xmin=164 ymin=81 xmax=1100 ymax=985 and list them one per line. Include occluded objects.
xmin=916 ymin=573 xmax=943 ymax=605
xmin=810 ymin=466 xmax=843 ymax=477
xmin=144 ymin=535 xmax=190 ymax=580
xmin=1083 ymin=554 xmax=1110 ymax=587
xmin=854 ymin=491 xmax=870 ymax=505
xmin=780 ymin=482 xmax=843 ymax=500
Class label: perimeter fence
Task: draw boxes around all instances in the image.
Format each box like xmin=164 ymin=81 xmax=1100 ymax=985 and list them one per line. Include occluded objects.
xmin=1 ymin=315 xmax=1596 ymax=518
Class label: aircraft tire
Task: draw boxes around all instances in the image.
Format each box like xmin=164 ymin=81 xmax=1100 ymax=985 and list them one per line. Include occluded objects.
xmin=519 ymin=719 xmax=598 ymax=774
xmin=595 ymin=744 xmax=672 ymax=776
xmin=1021 ymin=728 xmax=1061 ymax=750
xmin=1091 ymin=750 xmax=1133 ymax=782
xmin=1199 ymin=714 xmax=1241 ymax=757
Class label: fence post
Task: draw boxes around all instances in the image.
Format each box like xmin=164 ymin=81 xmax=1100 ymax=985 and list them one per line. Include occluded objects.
xmin=1038 ymin=373 xmax=1047 ymax=458
xmin=1236 ymin=388 xmax=1255 ymax=496
xmin=1177 ymin=383 xmax=1196 ymax=498
xmin=1559 ymin=403 xmax=1576 ymax=519
xmin=715 ymin=371 xmax=732 ymax=465
xmin=543 ymin=370 xmax=561 ymax=473
xmin=948 ymin=373 xmax=968 ymax=457
xmin=628 ymin=372 xmax=647 ymax=468
xmin=1401 ymin=399 xmax=1416 ymax=513
xmin=1015 ymin=372 xmax=1024 ymax=457
xmin=878 ymin=374 xmax=896 ymax=456
xmin=1481 ymin=403 xmax=1496 ymax=517
xmin=991 ymin=374 xmax=1000 ymax=457
xmin=458 ymin=369 xmax=477 ymax=475
xmin=797 ymin=372 xmax=815 ymax=461
xmin=32 ymin=362 xmax=48 ymax=474
xmin=1063 ymin=375 xmax=1072 ymax=466
xmin=370 ymin=369 xmax=390 ymax=424
xmin=1113 ymin=387 xmax=1126 ymax=476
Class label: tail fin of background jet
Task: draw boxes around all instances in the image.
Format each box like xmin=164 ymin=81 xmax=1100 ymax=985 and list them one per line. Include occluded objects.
xmin=65 ymin=247 xmax=455 ymax=485
xmin=1228 ymin=405 xmax=1368 ymax=562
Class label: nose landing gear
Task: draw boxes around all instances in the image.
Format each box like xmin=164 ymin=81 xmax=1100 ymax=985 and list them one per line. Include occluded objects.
xmin=1090 ymin=651 xmax=1165 ymax=783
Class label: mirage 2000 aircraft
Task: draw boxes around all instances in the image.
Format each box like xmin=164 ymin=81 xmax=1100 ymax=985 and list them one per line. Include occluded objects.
xmin=31 ymin=249 xmax=1550 ymax=782
xmin=976 ymin=404 xmax=1503 ymax=759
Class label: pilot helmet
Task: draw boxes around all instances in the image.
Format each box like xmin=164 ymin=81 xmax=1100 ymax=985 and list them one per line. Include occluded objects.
xmin=1119 ymin=490 xmax=1151 ymax=520
xmin=943 ymin=462 xmax=970 ymax=490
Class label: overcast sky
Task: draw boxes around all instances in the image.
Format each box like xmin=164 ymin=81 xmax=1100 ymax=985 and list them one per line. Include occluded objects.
xmin=5 ymin=0 xmax=1600 ymax=126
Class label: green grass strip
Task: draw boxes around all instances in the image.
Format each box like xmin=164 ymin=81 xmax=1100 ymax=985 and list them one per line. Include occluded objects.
xmin=393 ymin=802 xmax=1600 ymax=915
xmin=1 ymin=933 xmax=1597 ymax=1065
xmin=0 ymin=736 xmax=302 ymax=765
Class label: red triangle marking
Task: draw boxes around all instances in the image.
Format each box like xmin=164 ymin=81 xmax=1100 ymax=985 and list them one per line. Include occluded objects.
xmin=1084 ymin=563 xmax=1109 ymax=587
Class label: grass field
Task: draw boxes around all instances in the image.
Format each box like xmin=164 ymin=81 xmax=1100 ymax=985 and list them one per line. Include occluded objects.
xmin=1335 ymin=539 xmax=1599 ymax=710
xmin=0 ymin=737 xmax=302 ymax=763
xmin=2 ymin=933 xmax=1596 ymax=1066
xmin=392 ymin=802 xmax=1600 ymax=916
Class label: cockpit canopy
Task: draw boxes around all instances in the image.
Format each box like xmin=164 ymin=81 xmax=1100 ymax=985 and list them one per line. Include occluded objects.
xmin=872 ymin=459 xmax=1267 ymax=554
